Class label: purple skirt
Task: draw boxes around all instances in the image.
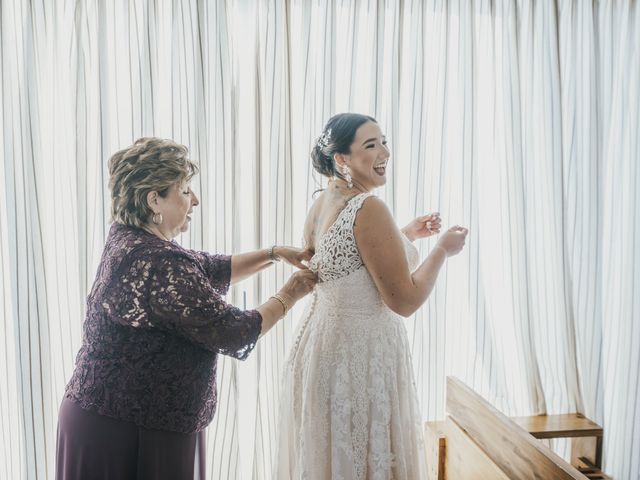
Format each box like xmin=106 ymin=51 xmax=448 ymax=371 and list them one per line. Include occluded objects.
xmin=56 ymin=398 xmax=206 ymax=480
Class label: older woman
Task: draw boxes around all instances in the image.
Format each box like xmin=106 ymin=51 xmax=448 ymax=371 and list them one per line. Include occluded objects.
xmin=56 ymin=137 xmax=316 ymax=479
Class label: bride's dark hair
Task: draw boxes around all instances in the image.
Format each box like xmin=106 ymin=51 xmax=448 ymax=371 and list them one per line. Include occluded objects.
xmin=311 ymin=113 xmax=377 ymax=182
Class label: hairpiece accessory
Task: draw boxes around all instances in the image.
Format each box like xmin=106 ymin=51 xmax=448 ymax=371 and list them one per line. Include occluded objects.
xmin=317 ymin=128 xmax=332 ymax=149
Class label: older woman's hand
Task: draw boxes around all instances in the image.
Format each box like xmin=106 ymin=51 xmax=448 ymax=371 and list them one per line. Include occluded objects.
xmin=278 ymin=268 xmax=318 ymax=304
xmin=258 ymin=268 xmax=318 ymax=336
xmin=274 ymin=246 xmax=315 ymax=269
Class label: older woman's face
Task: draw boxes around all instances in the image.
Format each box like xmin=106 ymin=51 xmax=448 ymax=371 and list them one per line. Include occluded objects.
xmin=154 ymin=181 xmax=200 ymax=239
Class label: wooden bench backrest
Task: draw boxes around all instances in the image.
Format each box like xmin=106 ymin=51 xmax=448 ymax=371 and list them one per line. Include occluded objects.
xmin=446 ymin=377 xmax=588 ymax=480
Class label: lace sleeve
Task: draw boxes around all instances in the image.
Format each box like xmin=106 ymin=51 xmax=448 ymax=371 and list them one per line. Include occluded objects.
xmin=101 ymin=251 xmax=262 ymax=359
xmin=193 ymin=251 xmax=232 ymax=296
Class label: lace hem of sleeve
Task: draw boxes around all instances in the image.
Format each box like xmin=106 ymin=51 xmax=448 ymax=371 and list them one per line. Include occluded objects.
xmin=195 ymin=252 xmax=232 ymax=296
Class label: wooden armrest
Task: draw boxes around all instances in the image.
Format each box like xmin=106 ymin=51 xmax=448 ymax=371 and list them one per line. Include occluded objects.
xmin=510 ymin=413 xmax=603 ymax=439
xmin=510 ymin=413 xmax=604 ymax=469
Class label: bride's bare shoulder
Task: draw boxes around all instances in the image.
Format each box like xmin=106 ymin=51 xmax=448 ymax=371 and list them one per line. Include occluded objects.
xmin=355 ymin=195 xmax=393 ymax=228
xmin=303 ymin=192 xmax=328 ymax=248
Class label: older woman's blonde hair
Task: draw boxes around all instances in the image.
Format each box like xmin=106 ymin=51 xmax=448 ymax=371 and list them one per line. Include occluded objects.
xmin=108 ymin=137 xmax=199 ymax=227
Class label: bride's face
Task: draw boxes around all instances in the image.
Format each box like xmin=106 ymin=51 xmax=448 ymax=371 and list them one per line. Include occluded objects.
xmin=339 ymin=121 xmax=390 ymax=192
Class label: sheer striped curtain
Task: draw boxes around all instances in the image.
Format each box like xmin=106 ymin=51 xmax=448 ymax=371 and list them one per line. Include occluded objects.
xmin=1 ymin=1 xmax=638 ymax=479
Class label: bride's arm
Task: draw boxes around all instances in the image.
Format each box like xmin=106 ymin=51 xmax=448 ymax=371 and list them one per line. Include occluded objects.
xmin=354 ymin=197 xmax=467 ymax=317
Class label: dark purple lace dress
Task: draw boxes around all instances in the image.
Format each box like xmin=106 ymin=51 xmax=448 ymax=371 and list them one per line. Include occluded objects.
xmin=57 ymin=223 xmax=262 ymax=479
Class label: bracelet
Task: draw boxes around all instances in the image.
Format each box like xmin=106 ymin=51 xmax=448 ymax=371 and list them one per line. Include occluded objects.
xmin=270 ymin=294 xmax=289 ymax=316
xmin=268 ymin=245 xmax=280 ymax=262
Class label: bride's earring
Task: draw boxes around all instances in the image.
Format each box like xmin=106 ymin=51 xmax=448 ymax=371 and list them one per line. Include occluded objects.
xmin=342 ymin=165 xmax=353 ymax=189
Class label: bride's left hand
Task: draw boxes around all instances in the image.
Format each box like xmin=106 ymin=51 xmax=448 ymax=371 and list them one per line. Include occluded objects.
xmin=402 ymin=213 xmax=442 ymax=241
xmin=274 ymin=246 xmax=315 ymax=269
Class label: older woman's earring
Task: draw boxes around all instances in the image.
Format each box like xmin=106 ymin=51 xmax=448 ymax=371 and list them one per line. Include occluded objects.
xmin=342 ymin=165 xmax=353 ymax=189
xmin=152 ymin=212 xmax=163 ymax=225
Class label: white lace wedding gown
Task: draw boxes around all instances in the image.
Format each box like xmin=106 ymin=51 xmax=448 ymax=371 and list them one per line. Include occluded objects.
xmin=275 ymin=193 xmax=427 ymax=479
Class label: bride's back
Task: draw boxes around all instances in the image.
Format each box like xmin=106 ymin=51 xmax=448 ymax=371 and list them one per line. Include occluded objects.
xmin=304 ymin=189 xmax=358 ymax=250
xmin=305 ymin=190 xmax=371 ymax=284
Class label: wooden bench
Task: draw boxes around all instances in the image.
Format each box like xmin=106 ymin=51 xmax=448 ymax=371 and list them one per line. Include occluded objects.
xmin=425 ymin=377 xmax=610 ymax=479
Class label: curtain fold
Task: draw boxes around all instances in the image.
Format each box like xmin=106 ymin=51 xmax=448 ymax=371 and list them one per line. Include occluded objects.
xmin=1 ymin=0 xmax=638 ymax=478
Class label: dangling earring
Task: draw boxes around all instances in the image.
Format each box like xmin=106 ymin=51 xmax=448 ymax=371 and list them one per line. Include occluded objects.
xmin=152 ymin=212 xmax=163 ymax=225
xmin=342 ymin=165 xmax=353 ymax=189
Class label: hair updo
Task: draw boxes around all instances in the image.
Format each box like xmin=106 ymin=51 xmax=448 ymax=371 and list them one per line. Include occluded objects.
xmin=108 ymin=137 xmax=199 ymax=227
xmin=311 ymin=113 xmax=377 ymax=179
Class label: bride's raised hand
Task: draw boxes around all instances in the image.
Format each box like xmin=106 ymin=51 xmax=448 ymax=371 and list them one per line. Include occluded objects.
xmin=401 ymin=212 xmax=442 ymax=241
xmin=435 ymin=225 xmax=468 ymax=257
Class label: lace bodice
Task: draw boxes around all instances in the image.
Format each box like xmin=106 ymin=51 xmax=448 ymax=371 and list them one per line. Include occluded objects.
xmin=308 ymin=192 xmax=369 ymax=282
xmin=308 ymin=192 xmax=419 ymax=283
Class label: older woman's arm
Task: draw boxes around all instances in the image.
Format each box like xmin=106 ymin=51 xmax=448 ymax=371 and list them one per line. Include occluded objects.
xmin=104 ymin=250 xmax=315 ymax=356
xmin=230 ymin=249 xmax=276 ymax=284
xmin=104 ymin=251 xmax=262 ymax=358
xmin=197 ymin=250 xmax=317 ymax=337
xmin=230 ymin=247 xmax=313 ymax=285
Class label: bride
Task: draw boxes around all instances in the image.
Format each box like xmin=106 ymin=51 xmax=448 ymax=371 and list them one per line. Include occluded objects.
xmin=275 ymin=113 xmax=468 ymax=479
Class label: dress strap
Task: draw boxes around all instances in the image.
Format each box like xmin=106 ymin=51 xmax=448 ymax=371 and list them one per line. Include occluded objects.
xmin=342 ymin=192 xmax=372 ymax=230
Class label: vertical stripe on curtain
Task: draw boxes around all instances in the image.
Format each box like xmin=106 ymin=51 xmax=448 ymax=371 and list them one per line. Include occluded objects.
xmin=1 ymin=1 xmax=638 ymax=479
xmin=599 ymin=2 xmax=640 ymax=478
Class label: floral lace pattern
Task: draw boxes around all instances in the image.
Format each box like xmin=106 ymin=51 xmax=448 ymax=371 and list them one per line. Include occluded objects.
xmin=65 ymin=223 xmax=262 ymax=433
xmin=308 ymin=193 xmax=371 ymax=282
xmin=275 ymin=193 xmax=426 ymax=479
